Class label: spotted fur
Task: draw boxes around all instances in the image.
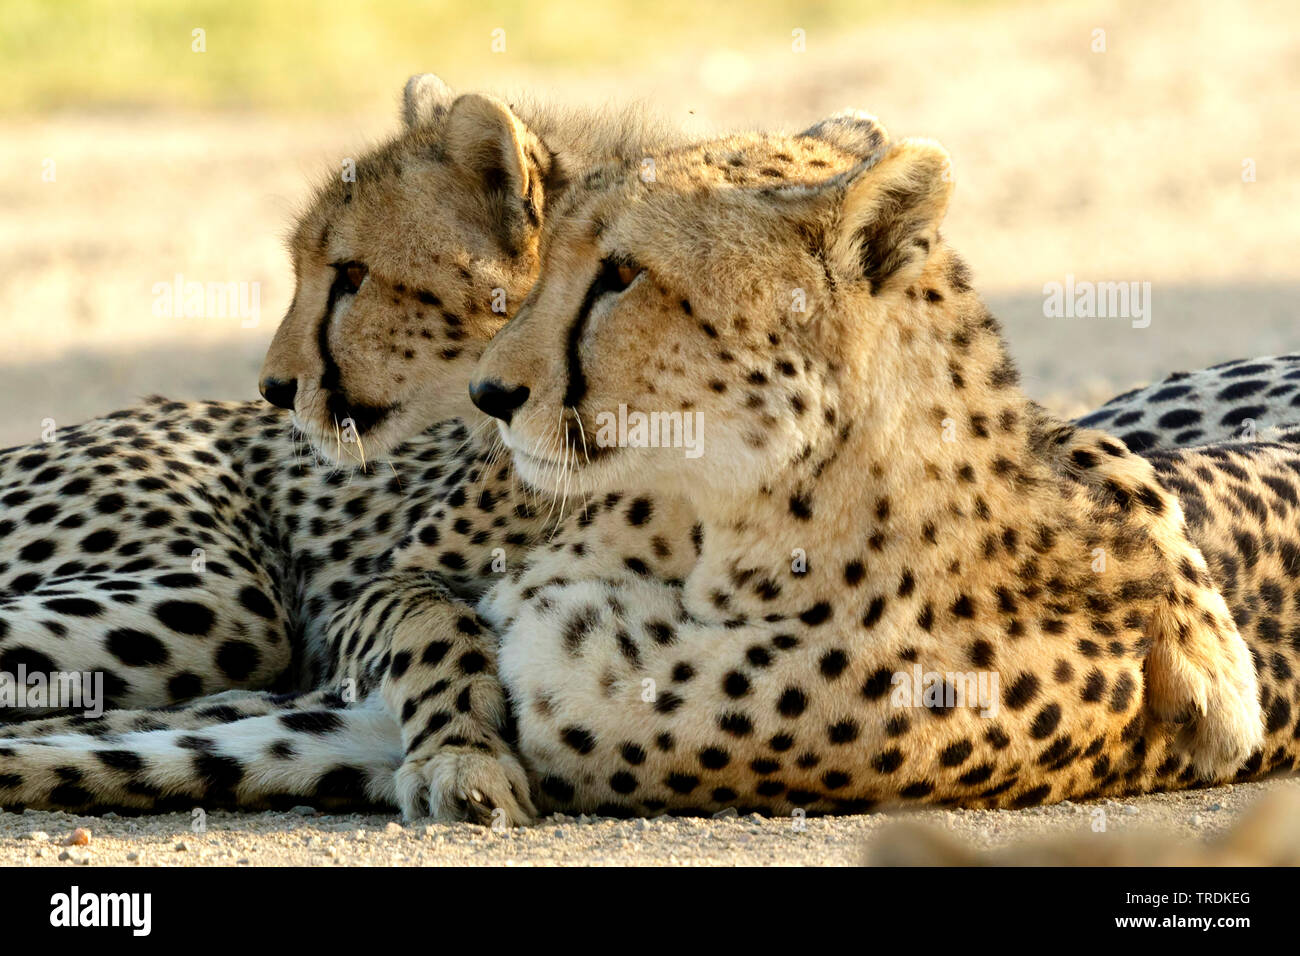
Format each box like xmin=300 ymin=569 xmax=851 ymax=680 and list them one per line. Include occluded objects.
xmin=1079 ymin=355 xmax=1300 ymax=453
xmin=465 ymin=123 xmax=1297 ymax=816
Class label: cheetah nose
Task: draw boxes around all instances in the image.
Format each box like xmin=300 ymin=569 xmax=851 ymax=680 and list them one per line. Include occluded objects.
xmin=259 ymin=377 xmax=298 ymax=410
xmin=469 ymin=379 xmax=530 ymax=424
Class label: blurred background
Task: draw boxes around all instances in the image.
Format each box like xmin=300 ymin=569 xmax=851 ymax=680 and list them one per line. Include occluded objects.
xmin=1 ymin=0 xmax=1297 ymax=446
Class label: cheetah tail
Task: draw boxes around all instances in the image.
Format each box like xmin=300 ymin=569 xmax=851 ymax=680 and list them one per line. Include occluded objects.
xmin=0 ymin=695 xmax=402 ymax=813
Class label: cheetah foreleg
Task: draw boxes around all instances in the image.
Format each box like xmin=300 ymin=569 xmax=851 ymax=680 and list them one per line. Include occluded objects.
xmin=328 ymin=569 xmax=536 ymax=826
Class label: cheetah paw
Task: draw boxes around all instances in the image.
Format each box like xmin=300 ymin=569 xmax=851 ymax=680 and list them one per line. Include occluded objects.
xmin=396 ymin=747 xmax=536 ymax=826
xmin=1146 ymin=628 xmax=1264 ymax=778
xmin=1180 ymin=670 xmax=1265 ymax=779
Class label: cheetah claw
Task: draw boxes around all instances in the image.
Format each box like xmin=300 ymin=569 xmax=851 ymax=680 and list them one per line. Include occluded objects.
xmin=396 ymin=747 xmax=536 ymax=826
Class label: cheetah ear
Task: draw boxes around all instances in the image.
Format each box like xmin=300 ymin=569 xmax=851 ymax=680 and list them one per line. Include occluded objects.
xmin=444 ymin=93 xmax=537 ymax=255
xmin=825 ymin=139 xmax=953 ymax=294
xmin=800 ymin=109 xmax=889 ymax=160
xmin=402 ymin=73 xmax=455 ymax=129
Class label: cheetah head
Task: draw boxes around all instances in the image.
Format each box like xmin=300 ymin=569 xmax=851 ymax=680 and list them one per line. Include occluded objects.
xmin=260 ymin=74 xmax=559 ymax=464
xmin=470 ymin=125 xmax=962 ymax=504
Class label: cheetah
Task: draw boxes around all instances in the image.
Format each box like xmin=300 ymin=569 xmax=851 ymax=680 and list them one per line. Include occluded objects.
xmin=0 ymin=76 xmax=687 ymax=820
xmin=460 ymin=121 xmax=1300 ymax=817
xmin=0 ymin=108 xmax=1296 ymax=822
xmin=1078 ymin=355 xmax=1300 ymax=453
xmin=0 ymin=73 xmax=671 ymax=712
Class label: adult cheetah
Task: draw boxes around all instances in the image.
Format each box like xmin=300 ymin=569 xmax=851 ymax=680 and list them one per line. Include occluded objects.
xmin=461 ymin=124 xmax=1298 ymax=816
xmin=0 ymin=76 xmax=691 ymax=819
xmin=0 ymin=74 xmax=674 ymax=713
xmin=1079 ymin=356 xmax=1300 ymax=453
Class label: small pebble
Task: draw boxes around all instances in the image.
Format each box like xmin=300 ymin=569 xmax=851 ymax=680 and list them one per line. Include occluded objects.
xmin=384 ymin=822 xmax=403 ymax=835
xmin=175 ymin=841 xmax=190 ymax=852
xmin=21 ymin=831 xmax=49 ymax=842
xmin=126 ymin=851 xmax=140 ymax=862
xmin=63 ymin=828 xmax=92 ymax=846
xmin=290 ymin=805 xmax=318 ymax=816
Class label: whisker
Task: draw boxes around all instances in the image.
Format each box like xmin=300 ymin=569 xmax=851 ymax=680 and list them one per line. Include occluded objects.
xmin=573 ymin=408 xmax=592 ymax=467
xmin=355 ymin=428 xmax=369 ymax=474
xmin=552 ymin=408 xmax=574 ymax=541
xmin=571 ymin=406 xmax=592 ymax=522
xmin=540 ymin=407 xmax=566 ymax=534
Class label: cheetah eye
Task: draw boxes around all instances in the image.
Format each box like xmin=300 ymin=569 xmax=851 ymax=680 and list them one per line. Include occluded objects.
xmin=616 ymin=263 xmax=642 ymax=288
xmin=331 ymin=260 xmax=369 ymax=296
xmin=589 ymin=256 xmax=644 ymax=302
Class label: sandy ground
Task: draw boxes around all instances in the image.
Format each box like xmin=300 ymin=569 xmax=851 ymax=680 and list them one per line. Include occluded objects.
xmin=1 ymin=778 xmax=1293 ymax=867
xmin=0 ymin=0 xmax=1298 ymax=864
